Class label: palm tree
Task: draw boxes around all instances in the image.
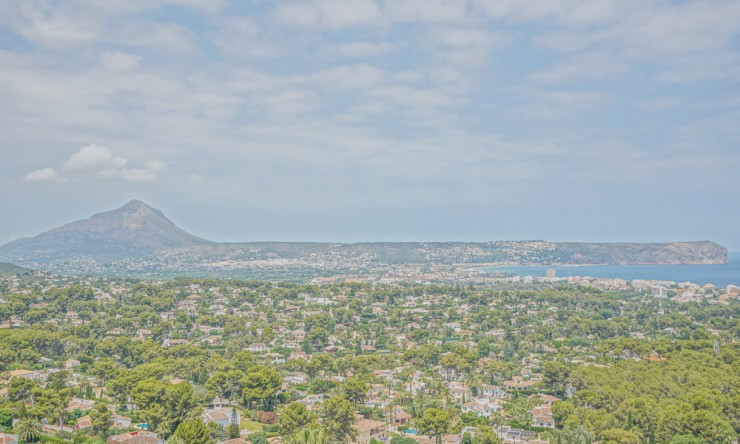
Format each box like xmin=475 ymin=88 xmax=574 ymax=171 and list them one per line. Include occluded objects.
xmin=290 ymin=427 xmax=328 ymax=444
xmin=446 ymin=409 xmax=462 ymax=429
xmin=16 ymin=418 xmax=42 ymax=442
xmin=427 ymin=376 xmax=450 ymax=408
xmin=558 ymin=426 xmax=594 ymax=444
xmin=411 ymin=391 xmax=430 ymax=418
xmin=399 ymin=368 xmax=414 ymax=394
xmin=489 ymin=411 xmax=504 ymax=429
xmin=464 ymin=371 xmax=483 ymax=397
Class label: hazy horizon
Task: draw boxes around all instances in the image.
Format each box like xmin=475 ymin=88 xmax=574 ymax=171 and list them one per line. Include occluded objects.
xmin=1 ymin=198 xmax=737 ymax=253
xmin=1 ymin=1 xmax=739 ymax=249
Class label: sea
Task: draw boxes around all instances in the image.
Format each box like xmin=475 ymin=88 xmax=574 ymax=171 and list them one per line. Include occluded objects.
xmin=482 ymin=252 xmax=740 ymax=288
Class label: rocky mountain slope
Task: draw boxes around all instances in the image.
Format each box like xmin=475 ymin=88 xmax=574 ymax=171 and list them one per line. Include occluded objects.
xmin=0 ymin=200 xmax=212 ymax=260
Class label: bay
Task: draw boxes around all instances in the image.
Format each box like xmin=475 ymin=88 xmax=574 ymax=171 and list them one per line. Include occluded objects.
xmin=482 ymin=252 xmax=740 ymax=288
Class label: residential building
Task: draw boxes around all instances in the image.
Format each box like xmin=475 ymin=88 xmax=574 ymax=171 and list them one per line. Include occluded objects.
xmin=461 ymin=399 xmax=503 ymax=418
xmin=202 ymin=408 xmax=240 ymax=428
xmin=481 ymin=385 xmax=506 ymax=399
xmin=7 ymin=369 xmax=37 ymax=380
xmin=352 ymin=417 xmax=387 ymax=444
xmin=64 ymin=359 xmax=81 ymax=369
xmin=247 ymin=343 xmax=269 ymax=353
xmin=107 ymin=431 xmax=164 ymax=444
xmin=415 ymin=434 xmax=461 ymax=444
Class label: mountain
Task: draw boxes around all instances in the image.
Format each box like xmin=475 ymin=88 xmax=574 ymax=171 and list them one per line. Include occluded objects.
xmin=0 ymin=201 xmax=728 ymax=277
xmin=0 ymin=200 xmax=212 ymax=260
xmin=544 ymin=241 xmax=728 ymax=265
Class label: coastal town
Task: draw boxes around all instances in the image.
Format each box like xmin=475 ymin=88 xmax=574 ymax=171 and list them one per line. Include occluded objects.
xmin=0 ymin=270 xmax=737 ymax=444
xmin=2 ymin=0 xmax=739 ymax=443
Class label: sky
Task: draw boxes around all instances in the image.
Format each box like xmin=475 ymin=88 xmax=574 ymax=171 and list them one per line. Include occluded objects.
xmin=1 ymin=0 xmax=739 ymax=249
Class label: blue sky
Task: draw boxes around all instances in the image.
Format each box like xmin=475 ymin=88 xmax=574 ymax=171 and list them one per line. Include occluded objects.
xmin=1 ymin=0 xmax=739 ymax=249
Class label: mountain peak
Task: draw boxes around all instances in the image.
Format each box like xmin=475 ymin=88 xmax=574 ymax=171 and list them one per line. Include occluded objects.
xmin=0 ymin=201 xmax=212 ymax=258
xmin=105 ymin=199 xmax=163 ymax=220
xmin=114 ymin=199 xmax=163 ymax=216
xmin=122 ymin=199 xmax=150 ymax=209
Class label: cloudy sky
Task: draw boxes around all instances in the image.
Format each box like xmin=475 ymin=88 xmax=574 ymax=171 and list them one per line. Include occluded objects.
xmin=1 ymin=0 xmax=739 ymax=248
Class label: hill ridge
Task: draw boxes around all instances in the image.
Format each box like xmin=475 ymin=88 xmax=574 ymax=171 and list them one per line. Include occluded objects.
xmin=0 ymin=201 xmax=728 ymax=273
xmin=0 ymin=200 xmax=212 ymax=258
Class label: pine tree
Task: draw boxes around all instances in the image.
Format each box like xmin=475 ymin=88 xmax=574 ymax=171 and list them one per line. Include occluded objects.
xmin=227 ymin=408 xmax=241 ymax=439
xmin=226 ymin=422 xmax=241 ymax=440
xmin=322 ymin=396 xmax=356 ymax=444
xmin=90 ymin=401 xmax=114 ymax=437
xmin=173 ymin=418 xmax=214 ymax=444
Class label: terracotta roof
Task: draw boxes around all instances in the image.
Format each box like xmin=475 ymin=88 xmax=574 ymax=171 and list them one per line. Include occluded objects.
xmin=107 ymin=431 xmax=162 ymax=444
xmin=76 ymin=416 xmax=93 ymax=429
xmin=353 ymin=417 xmax=385 ymax=433
xmin=0 ymin=434 xmax=18 ymax=444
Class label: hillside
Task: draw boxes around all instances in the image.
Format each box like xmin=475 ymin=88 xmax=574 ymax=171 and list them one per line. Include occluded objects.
xmin=0 ymin=200 xmax=212 ymax=260
xmin=0 ymin=201 xmax=728 ymax=276
xmin=211 ymin=240 xmax=728 ymax=266
xmin=552 ymin=241 xmax=728 ymax=265
xmin=0 ymin=261 xmax=31 ymax=276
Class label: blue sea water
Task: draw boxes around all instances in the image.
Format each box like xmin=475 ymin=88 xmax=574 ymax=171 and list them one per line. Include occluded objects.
xmin=482 ymin=252 xmax=740 ymax=288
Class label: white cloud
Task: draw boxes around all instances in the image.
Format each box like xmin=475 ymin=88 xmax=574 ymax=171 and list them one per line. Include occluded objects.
xmin=161 ymin=0 xmax=228 ymax=14
xmin=62 ymin=144 xmax=127 ymax=178
xmin=261 ymin=90 xmax=321 ymax=116
xmin=384 ymin=0 xmax=469 ymax=23
xmin=275 ymin=0 xmax=383 ymax=28
xmin=431 ymin=28 xmax=509 ymax=50
xmin=298 ymin=64 xmax=387 ymax=91
xmin=472 ymin=0 xmax=624 ymax=26
xmin=23 ymin=167 xmax=59 ymax=183
xmin=529 ymin=51 xmax=627 ymax=84
xmin=531 ymin=31 xmax=602 ymax=53
xmin=634 ymin=96 xmax=687 ymax=111
xmin=114 ymin=21 xmax=197 ymax=53
xmin=274 ymin=2 xmax=322 ymax=27
xmin=24 ymin=145 xmax=166 ymax=183
xmin=475 ymin=0 xmax=740 ymax=84
xmin=121 ymin=159 xmax=167 ymax=182
xmin=12 ymin=3 xmax=101 ymax=47
xmin=338 ymin=41 xmax=393 ymax=58
xmin=99 ymin=51 xmax=141 ymax=72
xmin=212 ymin=17 xmax=281 ymax=60
xmin=423 ymin=27 xmax=513 ymax=66
xmin=512 ymin=88 xmax=612 ymax=120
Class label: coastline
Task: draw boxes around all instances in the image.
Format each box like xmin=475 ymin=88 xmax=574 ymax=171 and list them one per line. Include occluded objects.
xmin=476 ymin=252 xmax=740 ymax=288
